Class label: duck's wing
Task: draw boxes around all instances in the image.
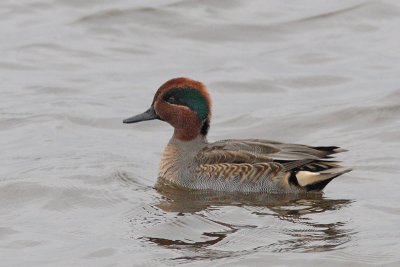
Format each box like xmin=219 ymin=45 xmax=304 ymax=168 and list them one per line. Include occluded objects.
xmin=195 ymin=139 xmax=351 ymax=191
xmin=209 ymin=139 xmax=344 ymax=159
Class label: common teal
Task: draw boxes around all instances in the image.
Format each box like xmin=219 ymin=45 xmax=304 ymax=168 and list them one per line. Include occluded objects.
xmin=123 ymin=78 xmax=351 ymax=193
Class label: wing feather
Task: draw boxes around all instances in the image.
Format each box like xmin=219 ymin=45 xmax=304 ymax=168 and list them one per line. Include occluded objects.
xmin=194 ymin=139 xmax=346 ymax=187
xmin=197 ymin=162 xmax=282 ymax=183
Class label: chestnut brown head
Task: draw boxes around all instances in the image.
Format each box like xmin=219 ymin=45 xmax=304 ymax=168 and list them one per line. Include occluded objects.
xmin=123 ymin=77 xmax=212 ymax=141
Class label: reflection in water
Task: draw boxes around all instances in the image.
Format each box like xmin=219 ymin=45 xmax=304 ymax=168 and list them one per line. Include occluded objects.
xmin=142 ymin=184 xmax=353 ymax=259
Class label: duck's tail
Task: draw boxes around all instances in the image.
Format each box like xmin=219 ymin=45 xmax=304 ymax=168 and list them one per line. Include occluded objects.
xmin=295 ymin=167 xmax=352 ymax=191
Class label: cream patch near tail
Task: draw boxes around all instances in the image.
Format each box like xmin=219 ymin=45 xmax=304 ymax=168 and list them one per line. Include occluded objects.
xmin=296 ymin=168 xmax=352 ymax=188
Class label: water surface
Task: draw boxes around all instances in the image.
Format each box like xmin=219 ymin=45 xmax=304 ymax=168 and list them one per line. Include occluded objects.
xmin=1 ymin=0 xmax=400 ymax=266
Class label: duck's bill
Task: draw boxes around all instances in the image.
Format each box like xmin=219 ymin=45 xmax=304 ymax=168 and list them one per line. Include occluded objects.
xmin=123 ymin=107 xmax=159 ymax=124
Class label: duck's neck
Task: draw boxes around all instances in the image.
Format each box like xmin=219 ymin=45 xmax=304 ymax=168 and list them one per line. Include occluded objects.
xmin=173 ymin=127 xmax=201 ymax=141
xmin=170 ymin=134 xmax=208 ymax=147
xmin=173 ymin=119 xmax=210 ymax=141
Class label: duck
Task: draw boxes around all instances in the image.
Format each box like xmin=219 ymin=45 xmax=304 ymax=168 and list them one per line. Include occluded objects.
xmin=123 ymin=77 xmax=351 ymax=193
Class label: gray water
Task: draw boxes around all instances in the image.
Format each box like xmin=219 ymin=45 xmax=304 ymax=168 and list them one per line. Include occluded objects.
xmin=1 ymin=0 xmax=400 ymax=266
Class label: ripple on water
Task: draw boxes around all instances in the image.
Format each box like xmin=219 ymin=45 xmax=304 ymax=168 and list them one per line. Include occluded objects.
xmin=210 ymin=79 xmax=285 ymax=94
xmin=277 ymin=75 xmax=351 ymax=88
xmin=134 ymin=186 xmax=354 ymax=260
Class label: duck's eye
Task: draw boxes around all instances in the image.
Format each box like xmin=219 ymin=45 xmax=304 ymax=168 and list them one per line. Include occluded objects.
xmin=164 ymin=93 xmax=184 ymax=105
xmin=166 ymin=96 xmax=176 ymax=104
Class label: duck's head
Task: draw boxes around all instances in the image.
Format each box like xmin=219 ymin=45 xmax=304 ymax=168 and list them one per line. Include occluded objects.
xmin=123 ymin=77 xmax=212 ymax=141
